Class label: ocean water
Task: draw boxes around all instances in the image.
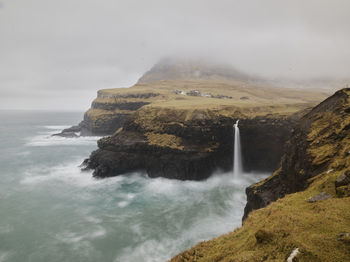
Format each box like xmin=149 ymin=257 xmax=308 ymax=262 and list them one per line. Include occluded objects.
xmin=0 ymin=110 xmax=269 ymax=262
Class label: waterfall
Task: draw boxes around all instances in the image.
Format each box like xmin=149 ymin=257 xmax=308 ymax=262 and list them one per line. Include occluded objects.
xmin=233 ymin=120 xmax=243 ymax=178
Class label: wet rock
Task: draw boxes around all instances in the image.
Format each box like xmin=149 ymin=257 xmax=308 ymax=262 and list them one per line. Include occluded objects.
xmin=52 ymin=131 xmax=78 ymax=138
xmin=308 ymin=192 xmax=332 ymax=203
xmin=80 ymin=158 xmax=90 ymax=170
xmin=63 ymin=125 xmax=81 ymax=133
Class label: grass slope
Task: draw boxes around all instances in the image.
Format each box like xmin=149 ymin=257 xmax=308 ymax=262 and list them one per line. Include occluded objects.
xmin=171 ymin=89 xmax=350 ymax=262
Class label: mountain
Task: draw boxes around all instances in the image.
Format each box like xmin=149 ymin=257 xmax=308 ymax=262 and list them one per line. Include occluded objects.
xmin=137 ymin=57 xmax=258 ymax=84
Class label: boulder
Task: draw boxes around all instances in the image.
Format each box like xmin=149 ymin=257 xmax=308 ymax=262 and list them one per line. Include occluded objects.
xmin=308 ymin=192 xmax=332 ymax=203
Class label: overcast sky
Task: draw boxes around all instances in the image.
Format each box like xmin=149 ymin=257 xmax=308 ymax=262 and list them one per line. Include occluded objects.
xmin=0 ymin=0 xmax=350 ymax=110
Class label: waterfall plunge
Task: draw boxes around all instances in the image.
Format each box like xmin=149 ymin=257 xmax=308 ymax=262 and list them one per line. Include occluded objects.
xmin=233 ymin=120 xmax=243 ymax=178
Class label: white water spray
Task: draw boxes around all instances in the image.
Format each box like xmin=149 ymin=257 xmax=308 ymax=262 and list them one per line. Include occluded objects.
xmin=233 ymin=120 xmax=243 ymax=178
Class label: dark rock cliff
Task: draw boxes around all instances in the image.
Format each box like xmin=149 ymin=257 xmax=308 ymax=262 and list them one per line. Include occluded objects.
xmin=240 ymin=117 xmax=296 ymax=172
xmin=243 ymin=88 xmax=350 ymax=220
xmin=83 ymin=107 xmax=297 ymax=180
xmin=57 ymin=92 xmax=160 ymax=136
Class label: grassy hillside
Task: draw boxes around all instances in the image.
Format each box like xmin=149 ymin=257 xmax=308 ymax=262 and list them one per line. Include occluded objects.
xmin=171 ymin=89 xmax=350 ymax=262
xmin=91 ymin=80 xmax=330 ymax=120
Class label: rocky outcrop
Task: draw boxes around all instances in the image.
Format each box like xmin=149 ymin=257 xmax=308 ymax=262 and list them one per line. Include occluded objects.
xmin=335 ymin=170 xmax=350 ymax=197
xmin=55 ymin=91 xmax=161 ymax=136
xmin=243 ymin=88 xmax=350 ymax=220
xmin=84 ymin=111 xmax=231 ymax=179
xmin=83 ymin=104 xmax=298 ymax=180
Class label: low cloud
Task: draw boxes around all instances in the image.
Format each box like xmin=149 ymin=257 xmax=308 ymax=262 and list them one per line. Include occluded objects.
xmin=0 ymin=0 xmax=349 ymax=110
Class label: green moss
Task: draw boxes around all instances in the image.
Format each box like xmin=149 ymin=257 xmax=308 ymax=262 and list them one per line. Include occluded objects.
xmin=145 ymin=132 xmax=184 ymax=150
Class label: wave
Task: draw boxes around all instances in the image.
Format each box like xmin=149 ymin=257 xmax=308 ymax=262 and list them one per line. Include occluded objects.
xmin=0 ymin=252 xmax=9 ymax=262
xmin=19 ymin=157 xmax=268 ymax=262
xmin=25 ymin=125 xmax=102 ymax=147
xmin=26 ymin=134 xmax=101 ymax=147
xmin=55 ymin=225 xmax=107 ymax=244
xmin=114 ymin=172 xmax=266 ymax=262
xmin=20 ymin=159 xmax=125 ymax=188
xmin=42 ymin=125 xmax=71 ymax=130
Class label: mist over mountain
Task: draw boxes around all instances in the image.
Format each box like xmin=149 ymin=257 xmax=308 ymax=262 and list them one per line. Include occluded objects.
xmin=137 ymin=57 xmax=259 ymax=84
xmin=1 ymin=0 xmax=350 ymax=110
xmin=137 ymin=57 xmax=350 ymax=91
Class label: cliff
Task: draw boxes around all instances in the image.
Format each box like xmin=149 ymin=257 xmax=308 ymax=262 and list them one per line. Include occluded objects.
xmin=171 ymin=89 xmax=350 ymax=261
xmin=81 ymin=83 xmax=327 ymax=180
xmin=84 ymin=106 xmax=298 ymax=179
xmin=57 ymin=58 xmax=328 ymax=137
xmin=73 ymin=59 xmax=329 ymax=180
xmin=243 ymin=88 xmax=350 ymax=219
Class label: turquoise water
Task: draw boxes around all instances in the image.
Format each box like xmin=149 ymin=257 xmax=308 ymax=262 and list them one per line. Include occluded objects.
xmin=0 ymin=111 xmax=268 ymax=262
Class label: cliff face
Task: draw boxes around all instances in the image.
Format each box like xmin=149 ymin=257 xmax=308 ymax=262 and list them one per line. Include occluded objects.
xmin=240 ymin=116 xmax=298 ymax=172
xmin=171 ymin=88 xmax=350 ymax=262
xmin=84 ymin=106 xmax=297 ymax=180
xmin=243 ymin=88 xmax=350 ymax=219
xmin=81 ymin=95 xmax=157 ymax=136
xmin=77 ymin=58 xmax=330 ymax=180
xmin=59 ymin=90 xmax=161 ymax=136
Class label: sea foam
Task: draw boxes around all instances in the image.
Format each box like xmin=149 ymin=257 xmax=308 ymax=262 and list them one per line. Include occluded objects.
xmin=25 ymin=126 xmax=101 ymax=147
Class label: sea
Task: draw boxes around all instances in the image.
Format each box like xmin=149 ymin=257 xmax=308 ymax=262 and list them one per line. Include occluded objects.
xmin=0 ymin=110 xmax=268 ymax=262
